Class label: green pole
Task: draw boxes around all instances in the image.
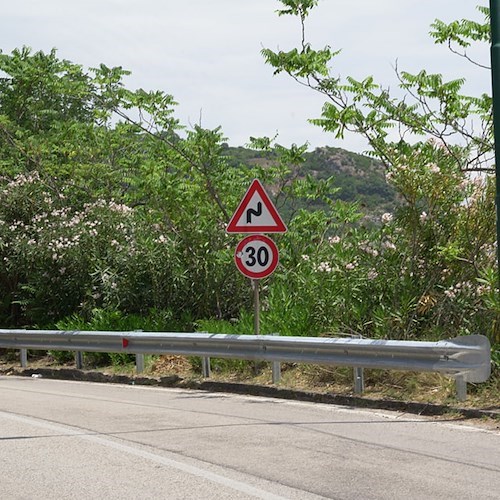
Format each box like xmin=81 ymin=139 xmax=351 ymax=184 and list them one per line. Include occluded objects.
xmin=490 ymin=0 xmax=500 ymax=288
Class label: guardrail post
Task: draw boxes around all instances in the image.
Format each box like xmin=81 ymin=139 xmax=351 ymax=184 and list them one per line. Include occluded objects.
xmin=136 ymin=354 xmax=145 ymax=374
xmin=455 ymin=375 xmax=467 ymax=401
xmin=272 ymin=332 xmax=281 ymax=384
xmin=133 ymin=330 xmax=144 ymax=374
xmin=352 ymin=334 xmax=365 ymax=394
xmin=202 ymin=357 xmax=211 ymax=378
xmin=75 ymin=351 xmax=83 ymax=369
xmin=20 ymin=349 xmax=28 ymax=368
xmin=354 ymin=367 xmax=364 ymax=394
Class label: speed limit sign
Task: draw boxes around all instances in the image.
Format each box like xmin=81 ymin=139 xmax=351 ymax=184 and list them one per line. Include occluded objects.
xmin=234 ymin=234 xmax=279 ymax=279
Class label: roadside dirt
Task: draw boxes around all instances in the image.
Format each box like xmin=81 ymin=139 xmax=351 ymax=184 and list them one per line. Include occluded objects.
xmin=1 ymin=353 xmax=498 ymax=431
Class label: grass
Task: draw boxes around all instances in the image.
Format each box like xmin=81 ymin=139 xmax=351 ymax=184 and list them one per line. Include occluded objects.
xmin=148 ymin=356 xmax=500 ymax=411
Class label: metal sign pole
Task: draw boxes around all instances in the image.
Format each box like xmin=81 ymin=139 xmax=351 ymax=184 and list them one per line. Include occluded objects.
xmin=490 ymin=0 xmax=500 ymax=289
xmin=252 ymin=279 xmax=260 ymax=375
xmin=253 ymin=279 xmax=260 ymax=336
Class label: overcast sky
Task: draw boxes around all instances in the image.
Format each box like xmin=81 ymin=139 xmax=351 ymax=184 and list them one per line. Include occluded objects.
xmin=2 ymin=1 xmax=490 ymax=153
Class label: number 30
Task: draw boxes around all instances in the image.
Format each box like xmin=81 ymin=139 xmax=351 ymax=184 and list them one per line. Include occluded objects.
xmin=245 ymin=245 xmax=270 ymax=267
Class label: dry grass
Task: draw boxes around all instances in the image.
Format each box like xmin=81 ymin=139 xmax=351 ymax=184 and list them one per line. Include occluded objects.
xmin=1 ymin=353 xmax=498 ymax=412
xmin=148 ymin=356 xmax=499 ymax=411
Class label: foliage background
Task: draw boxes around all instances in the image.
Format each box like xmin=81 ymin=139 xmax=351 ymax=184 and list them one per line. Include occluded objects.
xmin=0 ymin=3 xmax=498 ymax=384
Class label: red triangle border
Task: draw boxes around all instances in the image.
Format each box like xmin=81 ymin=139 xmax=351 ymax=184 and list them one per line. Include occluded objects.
xmin=226 ymin=179 xmax=287 ymax=233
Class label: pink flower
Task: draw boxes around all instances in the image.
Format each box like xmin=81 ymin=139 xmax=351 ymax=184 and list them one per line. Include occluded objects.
xmin=381 ymin=213 xmax=393 ymax=224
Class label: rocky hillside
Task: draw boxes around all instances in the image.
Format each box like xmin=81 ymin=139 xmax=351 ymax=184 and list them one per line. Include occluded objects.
xmin=224 ymin=145 xmax=398 ymax=215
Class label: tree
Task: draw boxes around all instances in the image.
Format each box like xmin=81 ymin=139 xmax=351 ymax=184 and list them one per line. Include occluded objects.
xmin=262 ymin=3 xmax=492 ymax=173
xmin=0 ymin=47 xmax=247 ymax=324
xmin=0 ymin=46 xmax=342 ymax=326
xmin=262 ymin=2 xmax=499 ymax=345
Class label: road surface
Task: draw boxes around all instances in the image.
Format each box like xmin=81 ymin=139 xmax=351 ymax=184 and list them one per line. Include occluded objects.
xmin=0 ymin=376 xmax=498 ymax=499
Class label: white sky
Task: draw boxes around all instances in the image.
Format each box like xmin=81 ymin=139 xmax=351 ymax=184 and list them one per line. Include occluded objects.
xmin=1 ymin=0 xmax=490 ymax=153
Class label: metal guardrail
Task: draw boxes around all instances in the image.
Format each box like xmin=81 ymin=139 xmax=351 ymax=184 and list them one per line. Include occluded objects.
xmin=0 ymin=330 xmax=491 ymax=400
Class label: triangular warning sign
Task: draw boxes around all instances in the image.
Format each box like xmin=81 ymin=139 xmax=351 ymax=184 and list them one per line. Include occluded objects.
xmin=226 ymin=179 xmax=287 ymax=233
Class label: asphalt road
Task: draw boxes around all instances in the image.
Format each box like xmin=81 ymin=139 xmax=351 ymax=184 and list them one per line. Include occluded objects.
xmin=0 ymin=376 xmax=499 ymax=500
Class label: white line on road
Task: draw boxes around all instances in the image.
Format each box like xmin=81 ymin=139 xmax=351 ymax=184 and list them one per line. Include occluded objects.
xmin=0 ymin=409 xmax=290 ymax=500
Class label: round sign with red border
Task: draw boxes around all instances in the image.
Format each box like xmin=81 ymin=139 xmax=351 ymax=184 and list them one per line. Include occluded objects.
xmin=234 ymin=234 xmax=279 ymax=279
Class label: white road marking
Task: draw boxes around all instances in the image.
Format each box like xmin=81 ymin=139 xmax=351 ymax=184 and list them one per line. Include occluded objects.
xmin=0 ymin=409 xmax=289 ymax=500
